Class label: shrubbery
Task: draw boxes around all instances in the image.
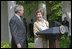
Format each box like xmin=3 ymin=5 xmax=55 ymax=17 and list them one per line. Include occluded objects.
xmin=1 ymin=42 xmax=11 ymax=48
xmin=60 ymin=35 xmax=71 ymax=48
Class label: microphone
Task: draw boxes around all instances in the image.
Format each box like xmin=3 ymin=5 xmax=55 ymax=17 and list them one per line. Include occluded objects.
xmin=54 ymin=21 xmax=62 ymax=26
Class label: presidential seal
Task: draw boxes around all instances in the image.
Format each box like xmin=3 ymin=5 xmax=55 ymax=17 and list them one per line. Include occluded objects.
xmin=60 ymin=25 xmax=65 ymax=34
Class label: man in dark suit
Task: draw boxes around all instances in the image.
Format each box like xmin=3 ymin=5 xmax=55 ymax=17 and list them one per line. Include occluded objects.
xmin=23 ymin=18 xmax=28 ymax=48
xmin=9 ymin=5 xmax=27 ymax=48
xmin=29 ymin=19 xmax=34 ymax=38
xmin=62 ymin=17 xmax=69 ymax=28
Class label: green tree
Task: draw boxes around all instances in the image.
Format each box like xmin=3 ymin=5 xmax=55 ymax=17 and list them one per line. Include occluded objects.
xmin=16 ymin=1 xmax=62 ymax=22
xmin=47 ymin=1 xmax=62 ymax=21
xmin=16 ymin=1 xmax=46 ymax=17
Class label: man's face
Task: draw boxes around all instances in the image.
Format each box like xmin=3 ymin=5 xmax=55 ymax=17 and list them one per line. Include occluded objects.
xmin=19 ymin=7 xmax=24 ymax=16
xmin=64 ymin=17 xmax=67 ymax=21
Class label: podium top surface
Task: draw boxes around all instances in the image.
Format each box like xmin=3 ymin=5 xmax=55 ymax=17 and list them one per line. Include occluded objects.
xmin=36 ymin=26 xmax=68 ymax=35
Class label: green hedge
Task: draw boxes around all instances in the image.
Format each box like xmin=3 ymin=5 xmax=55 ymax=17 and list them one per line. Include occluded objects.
xmin=1 ymin=42 xmax=11 ymax=48
xmin=60 ymin=35 xmax=71 ymax=48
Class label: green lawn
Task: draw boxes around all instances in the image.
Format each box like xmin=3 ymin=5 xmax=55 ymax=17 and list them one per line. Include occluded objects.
xmin=28 ymin=43 xmax=34 ymax=48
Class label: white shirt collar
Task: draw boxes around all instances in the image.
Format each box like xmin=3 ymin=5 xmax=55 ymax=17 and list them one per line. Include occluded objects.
xmin=15 ymin=14 xmax=21 ymax=20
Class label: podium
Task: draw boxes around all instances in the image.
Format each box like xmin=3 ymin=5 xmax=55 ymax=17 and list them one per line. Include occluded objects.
xmin=36 ymin=26 xmax=68 ymax=48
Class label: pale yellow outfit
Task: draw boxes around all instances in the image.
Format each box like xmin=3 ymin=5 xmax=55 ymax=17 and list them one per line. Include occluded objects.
xmin=33 ymin=19 xmax=49 ymax=48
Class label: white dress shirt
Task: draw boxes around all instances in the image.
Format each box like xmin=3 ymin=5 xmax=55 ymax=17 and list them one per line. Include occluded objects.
xmin=15 ymin=14 xmax=22 ymax=21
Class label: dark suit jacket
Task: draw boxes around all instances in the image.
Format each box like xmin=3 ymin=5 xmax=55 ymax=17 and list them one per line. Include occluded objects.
xmin=62 ymin=20 xmax=69 ymax=27
xmin=9 ymin=15 xmax=27 ymax=48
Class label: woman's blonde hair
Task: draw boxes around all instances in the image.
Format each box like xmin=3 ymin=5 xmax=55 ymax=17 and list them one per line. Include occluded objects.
xmin=36 ymin=8 xmax=44 ymax=16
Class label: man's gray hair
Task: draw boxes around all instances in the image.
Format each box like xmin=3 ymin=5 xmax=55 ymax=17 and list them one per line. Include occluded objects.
xmin=14 ymin=5 xmax=23 ymax=13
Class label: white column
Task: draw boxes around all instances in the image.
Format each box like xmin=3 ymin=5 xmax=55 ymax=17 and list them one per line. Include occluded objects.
xmin=62 ymin=1 xmax=71 ymax=36
xmin=8 ymin=1 xmax=16 ymax=41
xmin=1 ymin=1 xmax=16 ymax=42
xmin=1 ymin=1 xmax=9 ymax=42
xmin=38 ymin=3 xmax=47 ymax=20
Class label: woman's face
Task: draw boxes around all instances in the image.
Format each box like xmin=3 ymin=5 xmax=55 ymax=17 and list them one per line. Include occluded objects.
xmin=36 ymin=12 xmax=43 ymax=21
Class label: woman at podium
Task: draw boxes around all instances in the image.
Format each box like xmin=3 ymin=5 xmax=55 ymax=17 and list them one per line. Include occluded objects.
xmin=33 ymin=8 xmax=49 ymax=48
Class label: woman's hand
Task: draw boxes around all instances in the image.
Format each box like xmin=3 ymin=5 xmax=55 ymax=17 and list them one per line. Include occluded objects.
xmin=34 ymin=33 xmax=41 ymax=38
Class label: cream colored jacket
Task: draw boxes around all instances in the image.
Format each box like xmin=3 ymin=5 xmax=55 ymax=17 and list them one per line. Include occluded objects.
xmin=33 ymin=19 xmax=49 ymax=38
